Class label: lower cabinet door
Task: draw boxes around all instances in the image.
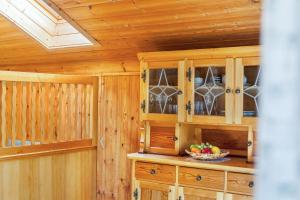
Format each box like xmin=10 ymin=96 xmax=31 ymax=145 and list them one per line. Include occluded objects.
xmin=178 ymin=187 xmax=224 ymax=200
xmin=134 ymin=181 xmax=176 ymax=200
xmin=225 ymin=193 xmax=253 ymax=200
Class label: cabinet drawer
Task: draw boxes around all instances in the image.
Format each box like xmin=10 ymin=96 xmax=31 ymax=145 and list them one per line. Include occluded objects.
xmin=227 ymin=172 xmax=254 ymax=195
xmin=225 ymin=193 xmax=253 ymax=200
xmin=179 ymin=167 xmax=225 ymax=190
xmin=135 ymin=162 xmax=176 ymax=184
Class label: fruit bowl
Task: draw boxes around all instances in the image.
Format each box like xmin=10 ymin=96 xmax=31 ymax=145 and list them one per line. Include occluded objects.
xmin=186 ymin=143 xmax=230 ymax=161
xmin=185 ymin=149 xmax=230 ymax=161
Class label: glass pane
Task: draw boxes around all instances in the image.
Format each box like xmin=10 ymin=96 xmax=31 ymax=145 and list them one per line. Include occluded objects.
xmin=194 ymin=67 xmax=225 ymax=116
xmin=148 ymin=68 xmax=178 ymax=114
xmin=244 ymin=65 xmax=261 ymax=117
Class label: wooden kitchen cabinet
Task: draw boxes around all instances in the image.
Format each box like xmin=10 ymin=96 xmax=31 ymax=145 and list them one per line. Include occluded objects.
xmin=140 ymin=60 xmax=186 ymax=122
xmin=178 ymin=187 xmax=224 ymax=200
xmin=129 ymin=154 xmax=255 ymax=200
xmin=186 ymin=57 xmax=261 ymax=128
xmin=139 ymin=46 xmax=260 ymax=127
xmin=133 ymin=181 xmax=176 ymax=200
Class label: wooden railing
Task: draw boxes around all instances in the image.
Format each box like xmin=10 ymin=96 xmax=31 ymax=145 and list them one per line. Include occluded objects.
xmin=0 ymin=71 xmax=98 ymax=158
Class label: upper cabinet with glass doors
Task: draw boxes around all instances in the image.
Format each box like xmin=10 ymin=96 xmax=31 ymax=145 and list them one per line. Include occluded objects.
xmin=234 ymin=57 xmax=261 ymax=129
xmin=138 ymin=46 xmax=260 ymax=127
xmin=186 ymin=58 xmax=234 ymax=124
xmin=139 ymin=60 xmax=186 ymax=122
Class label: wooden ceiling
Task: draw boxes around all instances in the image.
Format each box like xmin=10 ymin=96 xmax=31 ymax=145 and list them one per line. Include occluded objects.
xmin=0 ymin=0 xmax=261 ymax=66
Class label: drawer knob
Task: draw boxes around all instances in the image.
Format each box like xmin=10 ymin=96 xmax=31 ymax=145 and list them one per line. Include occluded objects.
xmin=196 ymin=175 xmax=202 ymax=181
xmin=248 ymin=181 xmax=254 ymax=188
xmin=150 ymin=169 xmax=156 ymax=175
xmin=226 ymin=88 xmax=232 ymax=93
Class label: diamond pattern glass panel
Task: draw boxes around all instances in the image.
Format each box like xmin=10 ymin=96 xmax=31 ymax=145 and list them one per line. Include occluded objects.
xmin=194 ymin=67 xmax=225 ymax=116
xmin=148 ymin=68 xmax=178 ymax=114
xmin=243 ymin=65 xmax=261 ymax=117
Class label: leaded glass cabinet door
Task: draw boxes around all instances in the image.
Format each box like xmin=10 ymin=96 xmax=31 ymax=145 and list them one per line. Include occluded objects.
xmin=187 ymin=59 xmax=234 ymax=124
xmin=140 ymin=61 xmax=185 ymax=122
xmin=235 ymin=57 xmax=261 ymax=129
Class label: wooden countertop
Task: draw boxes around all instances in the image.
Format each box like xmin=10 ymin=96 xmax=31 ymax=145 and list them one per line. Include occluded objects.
xmin=128 ymin=153 xmax=255 ymax=174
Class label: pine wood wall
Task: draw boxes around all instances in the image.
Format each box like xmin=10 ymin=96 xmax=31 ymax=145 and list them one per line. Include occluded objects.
xmin=0 ymin=149 xmax=96 ymax=200
xmin=0 ymin=60 xmax=141 ymax=200
xmin=98 ymin=75 xmax=140 ymax=200
xmin=0 ymin=60 xmax=140 ymax=74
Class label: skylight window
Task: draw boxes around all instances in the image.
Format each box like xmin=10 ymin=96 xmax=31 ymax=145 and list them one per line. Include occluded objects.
xmin=0 ymin=0 xmax=95 ymax=49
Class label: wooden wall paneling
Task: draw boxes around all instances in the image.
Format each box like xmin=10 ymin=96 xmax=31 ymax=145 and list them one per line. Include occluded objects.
xmin=0 ymin=149 xmax=96 ymax=200
xmin=97 ymin=75 xmax=140 ymax=200
xmin=0 ymin=60 xmax=140 ymax=74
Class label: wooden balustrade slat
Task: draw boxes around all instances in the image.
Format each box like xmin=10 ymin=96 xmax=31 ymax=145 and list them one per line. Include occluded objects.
xmin=36 ymin=83 xmax=41 ymax=143
xmin=81 ymin=85 xmax=86 ymax=139
xmin=61 ymin=84 xmax=67 ymax=141
xmin=54 ymin=83 xmax=60 ymax=142
xmin=89 ymin=84 xmax=94 ymax=139
xmin=11 ymin=82 xmax=17 ymax=146
xmin=0 ymin=81 xmax=5 ymax=147
xmin=66 ymin=84 xmax=71 ymax=141
xmin=6 ymin=82 xmax=12 ymax=147
xmin=70 ymin=84 xmax=76 ymax=140
xmin=31 ymin=83 xmax=36 ymax=144
xmin=26 ymin=82 xmax=32 ymax=142
xmin=86 ymin=85 xmax=91 ymax=139
xmin=76 ymin=84 xmax=82 ymax=140
xmin=40 ymin=83 xmax=46 ymax=144
xmin=21 ymin=82 xmax=27 ymax=145
xmin=0 ymin=82 xmax=2 ymax=147
xmin=43 ymin=83 xmax=50 ymax=143
xmin=49 ymin=83 xmax=55 ymax=143
xmin=16 ymin=82 xmax=22 ymax=141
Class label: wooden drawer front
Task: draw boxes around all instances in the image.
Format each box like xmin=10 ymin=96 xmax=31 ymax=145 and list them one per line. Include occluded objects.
xmin=179 ymin=167 xmax=225 ymax=190
xmin=227 ymin=173 xmax=254 ymax=195
xmin=135 ymin=162 xmax=176 ymax=184
xmin=225 ymin=193 xmax=253 ymax=200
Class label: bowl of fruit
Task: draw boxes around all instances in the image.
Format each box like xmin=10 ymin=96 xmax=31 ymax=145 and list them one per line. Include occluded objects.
xmin=185 ymin=142 xmax=230 ymax=160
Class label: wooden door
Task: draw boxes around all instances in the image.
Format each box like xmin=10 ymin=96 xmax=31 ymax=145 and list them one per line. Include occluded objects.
xmin=178 ymin=187 xmax=224 ymax=200
xmin=133 ymin=181 xmax=175 ymax=200
xmin=234 ymin=57 xmax=261 ymax=129
xmin=98 ymin=75 xmax=140 ymax=200
xmin=140 ymin=60 xmax=186 ymax=122
xmin=187 ymin=58 xmax=234 ymax=125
